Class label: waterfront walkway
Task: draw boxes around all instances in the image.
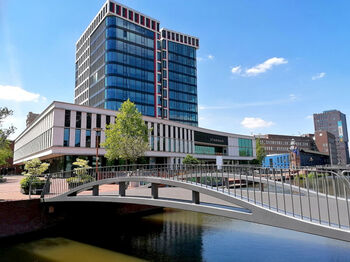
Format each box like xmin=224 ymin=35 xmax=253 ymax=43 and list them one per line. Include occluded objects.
xmin=0 ymin=176 xmax=40 ymax=201
xmin=0 ymin=176 xmax=120 ymax=201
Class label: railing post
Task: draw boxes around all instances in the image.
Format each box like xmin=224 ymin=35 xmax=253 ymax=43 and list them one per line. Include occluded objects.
xmin=224 ymin=177 xmax=229 ymax=190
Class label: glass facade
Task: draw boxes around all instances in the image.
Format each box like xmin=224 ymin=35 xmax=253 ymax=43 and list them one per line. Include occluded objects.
xmin=239 ymin=138 xmax=253 ymax=157
xmin=167 ymin=41 xmax=198 ymax=126
xmin=104 ymin=16 xmax=155 ymax=117
xmin=76 ymin=8 xmax=199 ymax=126
xmin=195 ymin=145 xmax=215 ymax=155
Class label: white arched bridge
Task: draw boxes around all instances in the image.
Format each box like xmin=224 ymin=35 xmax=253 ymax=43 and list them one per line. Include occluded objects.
xmin=40 ymin=165 xmax=350 ymax=242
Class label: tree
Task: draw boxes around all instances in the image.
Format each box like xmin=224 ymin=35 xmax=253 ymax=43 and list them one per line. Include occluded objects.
xmin=20 ymin=158 xmax=50 ymax=195
xmin=22 ymin=158 xmax=50 ymax=176
xmin=102 ymin=99 xmax=149 ymax=163
xmin=0 ymin=107 xmax=15 ymax=165
xmin=183 ymin=154 xmax=200 ymax=165
xmin=255 ymin=138 xmax=266 ymax=165
xmin=66 ymin=158 xmax=93 ymax=187
xmin=73 ymin=158 xmax=90 ymax=176
xmin=0 ymin=141 xmax=12 ymax=166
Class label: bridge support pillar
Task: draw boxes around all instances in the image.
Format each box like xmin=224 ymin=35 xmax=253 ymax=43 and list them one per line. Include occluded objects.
xmin=119 ymin=182 xmax=126 ymax=196
xmin=151 ymin=183 xmax=158 ymax=199
xmin=92 ymin=185 xmax=99 ymax=196
xmin=192 ymin=191 xmax=200 ymax=204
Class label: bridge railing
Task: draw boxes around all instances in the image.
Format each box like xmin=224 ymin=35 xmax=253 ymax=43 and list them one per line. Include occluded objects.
xmin=41 ymin=164 xmax=350 ymax=230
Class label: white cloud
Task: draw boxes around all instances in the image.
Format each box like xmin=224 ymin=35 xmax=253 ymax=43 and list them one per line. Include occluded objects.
xmin=245 ymin=57 xmax=288 ymax=76
xmin=231 ymin=65 xmax=242 ymax=74
xmin=312 ymin=72 xmax=326 ymax=80
xmin=241 ymin=117 xmax=274 ymax=129
xmin=198 ymin=54 xmax=214 ymax=62
xmin=230 ymin=57 xmax=288 ymax=76
xmin=289 ymin=94 xmax=297 ymax=101
xmin=305 ymin=115 xmax=313 ymax=120
xmin=0 ymin=85 xmax=43 ymax=102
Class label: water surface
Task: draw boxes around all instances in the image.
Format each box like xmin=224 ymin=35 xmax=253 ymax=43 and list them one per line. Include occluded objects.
xmin=1 ymin=208 xmax=350 ymax=261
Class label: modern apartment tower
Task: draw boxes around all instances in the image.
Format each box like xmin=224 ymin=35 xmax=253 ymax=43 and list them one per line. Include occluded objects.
xmin=74 ymin=1 xmax=199 ymax=126
xmin=313 ymin=110 xmax=350 ymax=165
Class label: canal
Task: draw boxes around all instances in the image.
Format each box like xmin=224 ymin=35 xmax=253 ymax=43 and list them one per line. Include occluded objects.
xmin=1 ymin=208 xmax=350 ymax=261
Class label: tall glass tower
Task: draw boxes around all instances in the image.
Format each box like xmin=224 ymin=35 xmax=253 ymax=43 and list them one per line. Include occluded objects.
xmin=160 ymin=29 xmax=198 ymax=126
xmin=74 ymin=1 xmax=199 ymax=126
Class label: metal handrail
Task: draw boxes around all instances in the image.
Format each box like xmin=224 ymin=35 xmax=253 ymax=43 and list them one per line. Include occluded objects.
xmin=40 ymin=164 xmax=350 ymax=230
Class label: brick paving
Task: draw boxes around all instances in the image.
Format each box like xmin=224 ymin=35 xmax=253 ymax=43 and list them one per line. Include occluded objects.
xmin=0 ymin=176 xmax=40 ymax=201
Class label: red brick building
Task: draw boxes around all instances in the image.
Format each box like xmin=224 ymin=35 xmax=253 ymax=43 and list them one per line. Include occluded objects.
xmin=255 ymin=134 xmax=316 ymax=155
xmin=314 ymin=131 xmax=337 ymax=165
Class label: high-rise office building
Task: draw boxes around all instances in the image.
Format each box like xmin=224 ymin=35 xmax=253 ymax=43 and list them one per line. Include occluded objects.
xmin=313 ymin=110 xmax=350 ymax=165
xmin=314 ymin=131 xmax=337 ymax=165
xmin=74 ymin=1 xmax=199 ymax=126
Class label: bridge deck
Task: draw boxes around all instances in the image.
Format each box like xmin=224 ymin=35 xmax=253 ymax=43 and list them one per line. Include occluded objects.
xmin=40 ymin=166 xmax=350 ymax=242
xmin=54 ymin=183 xmax=349 ymax=228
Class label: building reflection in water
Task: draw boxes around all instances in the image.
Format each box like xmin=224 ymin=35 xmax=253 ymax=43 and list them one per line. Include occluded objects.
xmin=116 ymin=208 xmax=204 ymax=261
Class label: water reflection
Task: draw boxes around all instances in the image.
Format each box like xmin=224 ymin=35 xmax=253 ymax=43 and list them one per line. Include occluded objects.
xmin=2 ymin=238 xmax=145 ymax=262
xmin=2 ymin=208 xmax=350 ymax=261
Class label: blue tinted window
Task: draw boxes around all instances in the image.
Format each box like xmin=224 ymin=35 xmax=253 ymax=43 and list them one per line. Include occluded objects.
xmin=86 ymin=130 xmax=91 ymax=148
xmin=75 ymin=129 xmax=81 ymax=147
xmin=106 ymin=27 xmax=116 ymax=38
xmin=106 ymin=16 xmax=116 ymax=26
xmin=64 ymin=128 xmax=70 ymax=147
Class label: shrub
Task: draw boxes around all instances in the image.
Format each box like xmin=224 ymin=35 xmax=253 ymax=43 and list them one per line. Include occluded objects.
xmin=20 ymin=176 xmax=45 ymax=189
xmin=66 ymin=174 xmax=94 ymax=184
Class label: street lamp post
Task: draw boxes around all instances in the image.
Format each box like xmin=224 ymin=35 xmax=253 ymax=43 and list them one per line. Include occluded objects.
xmin=93 ymin=127 xmax=102 ymax=179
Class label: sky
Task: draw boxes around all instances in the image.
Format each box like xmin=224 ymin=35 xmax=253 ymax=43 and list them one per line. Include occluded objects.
xmin=1 ymin=0 xmax=350 ymax=139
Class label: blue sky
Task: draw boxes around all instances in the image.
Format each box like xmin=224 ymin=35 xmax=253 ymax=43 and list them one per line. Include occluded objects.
xmin=1 ymin=0 xmax=350 ymax=139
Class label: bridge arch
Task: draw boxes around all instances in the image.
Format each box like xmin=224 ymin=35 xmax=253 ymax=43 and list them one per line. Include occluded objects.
xmin=43 ymin=174 xmax=350 ymax=242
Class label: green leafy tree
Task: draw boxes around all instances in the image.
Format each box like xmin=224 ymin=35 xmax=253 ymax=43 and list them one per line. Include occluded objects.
xmin=0 ymin=141 xmax=12 ymax=166
xmin=67 ymin=158 xmax=93 ymax=186
xmin=20 ymin=158 xmax=50 ymax=193
xmin=73 ymin=158 xmax=90 ymax=176
xmin=183 ymin=154 xmax=200 ymax=165
xmin=102 ymin=99 xmax=149 ymax=163
xmin=0 ymin=107 xmax=15 ymax=165
xmin=22 ymin=158 xmax=50 ymax=176
xmin=255 ymin=138 xmax=266 ymax=165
